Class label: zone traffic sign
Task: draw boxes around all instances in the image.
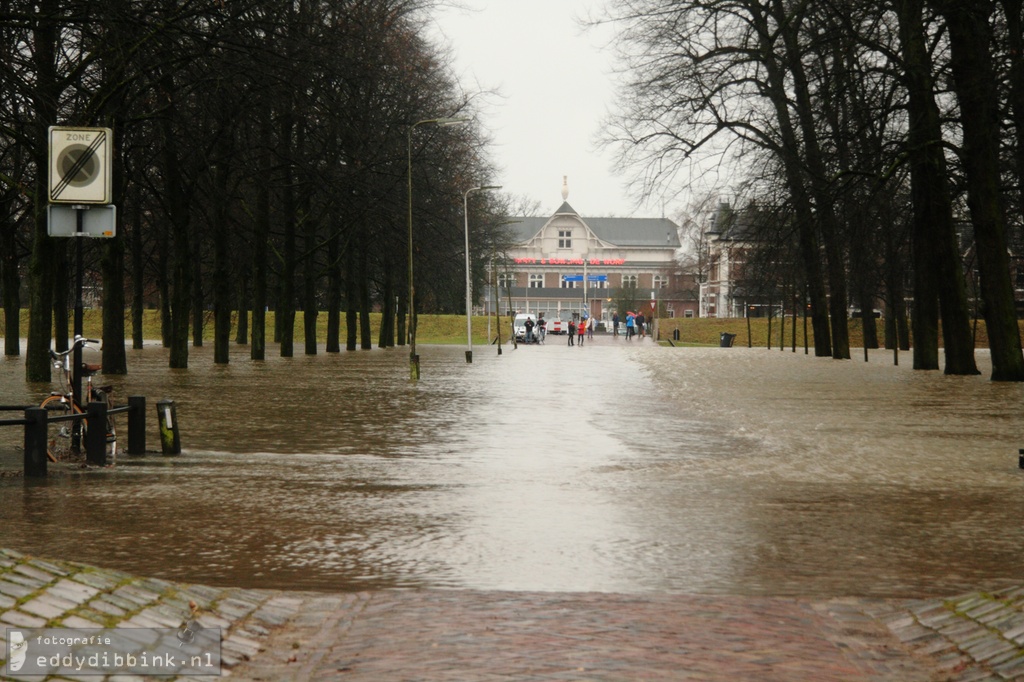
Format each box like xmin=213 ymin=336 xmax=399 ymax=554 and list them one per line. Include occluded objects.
xmin=48 ymin=126 xmax=113 ymax=204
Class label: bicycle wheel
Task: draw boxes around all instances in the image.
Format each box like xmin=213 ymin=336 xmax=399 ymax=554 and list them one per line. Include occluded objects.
xmin=40 ymin=395 xmax=84 ymax=462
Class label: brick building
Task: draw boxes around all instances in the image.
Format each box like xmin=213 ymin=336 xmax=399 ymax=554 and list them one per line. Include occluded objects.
xmin=484 ymin=185 xmax=695 ymax=324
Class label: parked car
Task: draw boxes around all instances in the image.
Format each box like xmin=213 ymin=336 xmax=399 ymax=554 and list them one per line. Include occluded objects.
xmin=512 ymin=313 xmax=539 ymax=342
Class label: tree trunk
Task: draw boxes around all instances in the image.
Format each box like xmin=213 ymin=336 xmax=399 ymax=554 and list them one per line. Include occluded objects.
xmin=359 ymin=249 xmax=372 ymax=350
xmin=25 ymin=0 xmax=61 ymax=382
xmin=157 ymin=225 xmax=172 ymax=349
xmin=326 ymin=224 xmax=341 ymax=353
xmin=750 ymin=4 xmax=832 ymax=357
xmin=773 ymin=0 xmax=850 ymax=359
xmin=191 ymin=219 xmax=203 ymax=348
xmin=235 ymin=252 xmax=249 ymax=346
xmin=933 ymin=0 xmax=1024 ymax=380
xmin=130 ymin=201 xmax=144 ymax=350
xmin=278 ymin=109 xmax=296 ymax=358
xmin=378 ymin=258 xmax=394 ymax=348
xmin=52 ymin=249 xmax=69 ymax=350
xmin=212 ymin=149 xmax=232 ymax=365
xmin=345 ymin=244 xmax=357 ymax=351
xmin=101 ymin=125 xmax=127 ymax=374
xmin=1002 ymin=0 xmax=1024 ymax=250
xmin=895 ymin=0 xmax=978 ymax=374
xmin=251 ymin=181 xmax=269 ymax=361
xmin=1 ymin=185 xmax=21 ymax=357
xmin=302 ymin=204 xmax=318 ymax=356
xmin=101 ymin=230 xmax=128 ymax=374
xmin=160 ymin=75 xmax=192 ymax=369
xmin=397 ymin=252 xmax=407 ymax=347
xmin=1 ymin=233 xmax=19 ymax=357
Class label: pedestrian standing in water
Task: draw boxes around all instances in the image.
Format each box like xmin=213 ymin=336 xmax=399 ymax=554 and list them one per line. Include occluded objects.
xmin=587 ymin=316 xmax=594 ymax=341
xmin=578 ymin=316 xmax=586 ymax=346
xmin=636 ymin=312 xmax=646 ymax=339
xmin=612 ymin=312 xmax=620 ymax=337
xmin=567 ymin=319 xmax=576 ymax=346
xmin=625 ymin=312 xmax=635 ymax=340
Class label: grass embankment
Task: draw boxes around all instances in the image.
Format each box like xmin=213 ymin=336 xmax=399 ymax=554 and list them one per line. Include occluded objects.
xmin=657 ymin=316 xmax=1004 ymax=348
xmin=0 ymin=309 xmax=1010 ymax=348
xmin=2 ymin=309 xmax=510 ymax=346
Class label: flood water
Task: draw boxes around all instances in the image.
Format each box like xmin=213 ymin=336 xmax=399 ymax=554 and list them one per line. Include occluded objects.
xmin=1 ymin=337 xmax=1023 ymax=598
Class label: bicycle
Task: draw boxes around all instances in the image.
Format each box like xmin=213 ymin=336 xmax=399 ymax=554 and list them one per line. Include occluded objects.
xmin=40 ymin=335 xmax=117 ymax=463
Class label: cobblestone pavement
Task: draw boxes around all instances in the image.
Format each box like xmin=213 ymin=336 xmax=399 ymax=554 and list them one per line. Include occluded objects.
xmin=2 ymin=549 xmax=1024 ymax=681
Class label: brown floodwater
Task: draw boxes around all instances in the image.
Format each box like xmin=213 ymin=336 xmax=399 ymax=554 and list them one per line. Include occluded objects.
xmin=1 ymin=338 xmax=1022 ymax=597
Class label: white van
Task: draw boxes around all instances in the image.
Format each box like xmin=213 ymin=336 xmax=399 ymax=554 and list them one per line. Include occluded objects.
xmin=512 ymin=313 xmax=537 ymax=342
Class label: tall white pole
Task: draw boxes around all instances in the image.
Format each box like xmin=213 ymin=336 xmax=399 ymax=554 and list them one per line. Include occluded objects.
xmin=463 ymin=185 xmax=501 ymax=363
xmin=407 ymin=116 xmax=469 ymax=379
xmin=464 ymin=189 xmax=473 ymax=363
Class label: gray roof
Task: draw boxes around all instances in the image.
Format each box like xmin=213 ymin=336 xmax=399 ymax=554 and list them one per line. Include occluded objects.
xmin=507 ymin=212 xmax=681 ymax=249
xmin=707 ymin=202 xmax=774 ymax=241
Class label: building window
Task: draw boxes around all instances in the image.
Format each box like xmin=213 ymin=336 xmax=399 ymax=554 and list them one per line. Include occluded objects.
xmin=653 ymin=275 xmax=668 ymax=289
xmin=684 ymin=310 xmax=693 ymax=318
xmin=589 ymin=279 xmax=606 ymax=289
xmin=558 ymin=230 xmax=572 ymax=249
xmin=529 ymin=274 xmax=544 ymax=289
xmin=622 ymin=274 xmax=638 ymax=287
xmin=561 ymin=277 xmax=577 ymax=289
xmin=498 ymin=273 xmax=515 ymax=288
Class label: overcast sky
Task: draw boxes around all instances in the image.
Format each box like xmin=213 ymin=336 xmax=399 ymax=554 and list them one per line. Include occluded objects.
xmin=429 ymin=1 xmax=668 ymax=219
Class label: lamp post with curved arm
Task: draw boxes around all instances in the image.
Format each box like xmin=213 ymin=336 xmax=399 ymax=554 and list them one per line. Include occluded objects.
xmin=463 ymin=185 xmax=501 ymax=363
xmin=407 ymin=116 xmax=469 ymax=380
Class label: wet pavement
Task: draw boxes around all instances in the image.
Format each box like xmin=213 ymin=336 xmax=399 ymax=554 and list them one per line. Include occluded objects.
xmin=4 ymin=551 xmax=1024 ymax=680
xmin=4 ymin=333 xmax=1024 ymax=679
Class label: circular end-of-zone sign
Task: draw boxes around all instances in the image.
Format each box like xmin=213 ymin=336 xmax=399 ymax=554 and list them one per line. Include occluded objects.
xmin=48 ymin=126 xmax=113 ymax=204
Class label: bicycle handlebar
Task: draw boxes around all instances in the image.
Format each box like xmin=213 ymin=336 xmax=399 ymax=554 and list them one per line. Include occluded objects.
xmin=50 ymin=336 xmax=101 ymax=359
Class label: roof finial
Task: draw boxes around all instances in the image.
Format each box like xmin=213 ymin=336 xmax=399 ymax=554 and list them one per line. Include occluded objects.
xmin=561 ymin=175 xmax=569 ymax=201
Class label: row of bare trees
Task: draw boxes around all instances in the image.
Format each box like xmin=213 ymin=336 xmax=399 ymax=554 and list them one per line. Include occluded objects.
xmin=604 ymin=0 xmax=1024 ymax=380
xmin=0 ymin=0 xmax=510 ymax=380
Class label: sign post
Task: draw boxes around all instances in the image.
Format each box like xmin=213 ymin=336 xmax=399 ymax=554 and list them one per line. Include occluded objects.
xmin=47 ymin=126 xmax=115 ymax=412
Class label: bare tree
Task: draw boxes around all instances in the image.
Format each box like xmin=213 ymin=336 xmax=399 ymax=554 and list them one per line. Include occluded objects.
xmin=928 ymin=0 xmax=1024 ymax=380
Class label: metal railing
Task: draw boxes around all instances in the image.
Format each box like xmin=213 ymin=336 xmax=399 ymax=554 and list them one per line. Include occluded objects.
xmin=1 ymin=396 xmax=147 ymax=477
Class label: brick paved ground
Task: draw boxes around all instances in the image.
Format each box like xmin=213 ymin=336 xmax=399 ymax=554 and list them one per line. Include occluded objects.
xmin=2 ymin=549 xmax=1024 ymax=681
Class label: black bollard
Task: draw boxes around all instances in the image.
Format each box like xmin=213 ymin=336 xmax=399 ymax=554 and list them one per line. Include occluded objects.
xmin=23 ymin=407 xmax=48 ymax=477
xmin=85 ymin=401 xmax=108 ymax=465
xmin=157 ymin=399 xmax=181 ymax=455
xmin=127 ymin=396 xmax=146 ymax=455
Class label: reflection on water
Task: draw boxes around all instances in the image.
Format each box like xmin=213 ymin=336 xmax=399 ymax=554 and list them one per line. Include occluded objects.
xmin=1 ymin=341 xmax=1023 ymax=597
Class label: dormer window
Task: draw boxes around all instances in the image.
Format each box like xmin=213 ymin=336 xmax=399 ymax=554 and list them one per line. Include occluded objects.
xmin=558 ymin=230 xmax=572 ymax=249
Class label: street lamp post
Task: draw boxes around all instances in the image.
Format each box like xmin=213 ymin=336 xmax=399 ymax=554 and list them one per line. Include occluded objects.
xmin=463 ymin=185 xmax=501 ymax=363
xmin=407 ymin=116 xmax=469 ymax=380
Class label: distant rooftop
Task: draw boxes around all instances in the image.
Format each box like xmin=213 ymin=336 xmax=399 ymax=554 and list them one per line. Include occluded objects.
xmin=506 ymin=211 xmax=681 ymax=249
xmin=504 ymin=177 xmax=681 ymax=248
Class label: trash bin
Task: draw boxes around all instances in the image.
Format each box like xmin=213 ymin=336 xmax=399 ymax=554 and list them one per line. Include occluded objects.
xmin=719 ymin=332 xmax=736 ymax=347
